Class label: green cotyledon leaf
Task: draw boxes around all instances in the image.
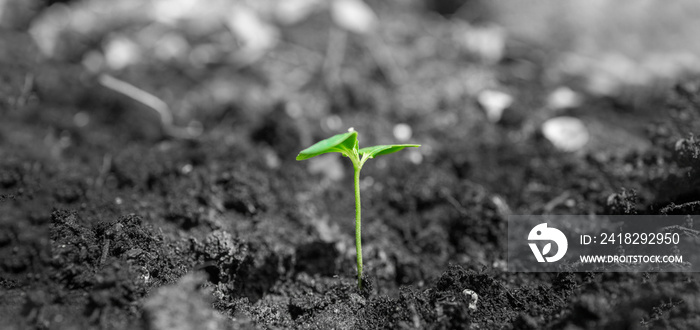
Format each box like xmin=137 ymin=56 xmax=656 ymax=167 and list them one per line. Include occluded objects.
xmin=358 ymin=144 xmax=420 ymax=159
xmin=296 ymin=131 xmax=358 ymax=161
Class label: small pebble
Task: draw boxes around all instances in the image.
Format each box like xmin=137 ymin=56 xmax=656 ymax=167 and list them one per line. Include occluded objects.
xmin=477 ymin=89 xmax=513 ymax=123
xmin=547 ymin=87 xmax=582 ymax=110
xmin=393 ymin=123 xmax=412 ymax=142
xmin=541 ymin=116 xmax=589 ymax=152
xmin=408 ymin=149 xmax=423 ymax=164
xmin=276 ymin=0 xmax=319 ymax=25
xmin=360 ymin=176 xmax=374 ymax=189
xmin=264 ymin=150 xmax=280 ymax=169
xmin=285 ymin=102 xmax=303 ymax=118
xmin=323 ymin=115 xmax=343 ymax=131
xmin=331 ymin=0 xmax=377 ymax=34
xmin=454 ymin=22 xmax=505 ymax=63
xmin=73 ymin=111 xmax=90 ymax=127
xmin=462 ymin=289 xmax=478 ymax=311
xmin=103 ymin=36 xmax=141 ymax=70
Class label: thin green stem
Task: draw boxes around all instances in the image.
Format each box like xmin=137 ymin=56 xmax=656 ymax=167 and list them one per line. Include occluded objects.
xmin=353 ymin=164 xmax=363 ymax=290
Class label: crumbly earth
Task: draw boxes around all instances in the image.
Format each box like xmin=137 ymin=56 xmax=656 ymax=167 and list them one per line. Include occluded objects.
xmin=3 ymin=3 xmax=700 ymax=330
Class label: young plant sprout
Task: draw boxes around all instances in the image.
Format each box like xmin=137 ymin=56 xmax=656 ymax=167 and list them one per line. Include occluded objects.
xmin=296 ymin=128 xmax=420 ymax=289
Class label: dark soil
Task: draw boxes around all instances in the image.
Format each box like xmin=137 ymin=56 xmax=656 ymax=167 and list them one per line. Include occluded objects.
xmin=3 ymin=3 xmax=700 ymax=330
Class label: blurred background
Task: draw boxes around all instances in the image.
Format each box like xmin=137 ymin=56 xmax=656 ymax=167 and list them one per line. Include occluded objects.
xmin=5 ymin=0 xmax=700 ymax=224
xmin=4 ymin=0 xmax=700 ymax=149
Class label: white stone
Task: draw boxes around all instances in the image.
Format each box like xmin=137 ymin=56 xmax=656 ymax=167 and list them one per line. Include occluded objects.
xmin=393 ymin=123 xmax=412 ymax=142
xmin=331 ymin=0 xmax=377 ymax=35
xmin=477 ymin=89 xmax=513 ymax=123
xmin=462 ymin=289 xmax=478 ymax=311
xmin=547 ymin=87 xmax=582 ymax=110
xmin=541 ymin=116 xmax=589 ymax=152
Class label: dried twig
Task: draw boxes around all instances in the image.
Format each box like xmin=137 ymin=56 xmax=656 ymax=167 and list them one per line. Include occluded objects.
xmin=543 ymin=191 xmax=571 ymax=213
xmin=98 ymin=74 xmax=173 ymax=125
xmin=98 ymin=74 xmax=196 ymax=139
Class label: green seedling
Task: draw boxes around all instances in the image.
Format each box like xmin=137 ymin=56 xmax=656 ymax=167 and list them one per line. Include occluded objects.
xmin=296 ymin=128 xmax=420 ymax=289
